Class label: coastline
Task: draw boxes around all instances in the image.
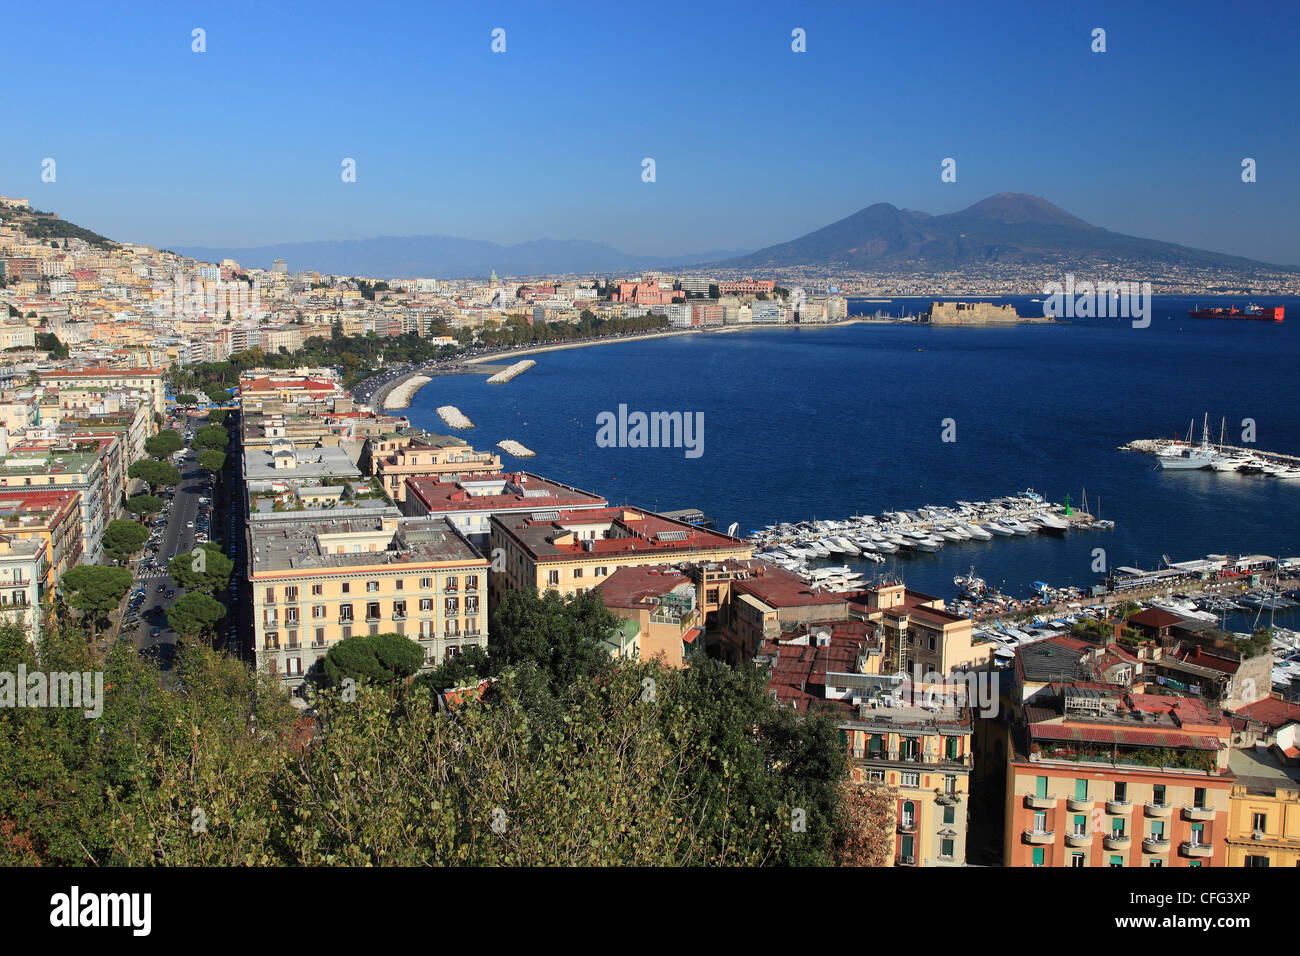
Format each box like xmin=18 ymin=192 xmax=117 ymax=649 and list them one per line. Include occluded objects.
xmin=366 ymin=317 xmax=870 ymax=411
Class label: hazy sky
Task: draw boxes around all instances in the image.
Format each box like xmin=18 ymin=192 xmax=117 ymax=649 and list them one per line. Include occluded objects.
xmin=4 ymin=0 xmax=1298 ymax=264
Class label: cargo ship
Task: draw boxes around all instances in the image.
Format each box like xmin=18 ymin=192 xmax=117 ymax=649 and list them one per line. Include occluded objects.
xmin=1187 ymin=303 xmax=1284 ymax=322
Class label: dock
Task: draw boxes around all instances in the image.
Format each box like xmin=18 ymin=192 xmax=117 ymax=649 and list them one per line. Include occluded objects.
xmin=436 ymin=405 xmax=474 ymax=429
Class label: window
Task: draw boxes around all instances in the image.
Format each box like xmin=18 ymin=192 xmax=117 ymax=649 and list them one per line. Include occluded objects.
xmin=445 ymin=597 xmax=459 ymax=615
xmin=312 ymin=605 xmax=325 ymax=619
xmin=1072 ymin=815 xmax=1087 ymax=836
xmin=1148 ymin=859 xmax=1163 ymax=868
xmin=420 ymin=577 xmax=432 ymax=589
xmin=286 ymin=658 xmax=302 ymax=676
xmin=1031 ymin=847 xmax=1044 ymax=867
xmin=395 ymin=579 xmax=404 ymax=591
xmin=445 ymin=576 xmax=459 ymax=591
xmin=1193 ymin=787 xmax=1207 ymax=810
xmin=1113 ymin=781 xmax=1127 ymax=803
xmin=901 ymin=802 xmax=915 ymax=827
xmin=339 ymin=603 xmax=353 ymax=622
xmin=466 ymin=596 xmax=479 ymax=614
xmin=594 ymin=566 xmax=607 ymax=577
xmin=900 ymin=772 xmax=919 ymax=788
xmin=940 ymin=838 xmax=954 ymax=859
xmin=265 ymin=587 xmax=275 ymax=603
xmin=1033 ymin=811 xmax=1047 ymax=833
xmin=285 ymin=608 xmax=299 ymax=625
xmin=1109 ymin=855 xmax=1123 ymax=868
xmin=1190 ymin=823 xmax=1204 ymax=846
xmin=928 ymin=635 xmax=936 ymax=651
xmin=1252 ymin=812 xmax=1267 ymax=832
xmin=1071 ymin=852 xmax=1085 ymax=868
xmin=1149 ymin=821 xmax=1165 ymax=841
xmin=313 ymin=628 xmax=325 ymax=647
xmin=393 ymin=600 xmax=406 ymax=619
xmin=573 ymin=567 xmax=583 ymax=578
xmin=1245 ymin=856 xmax=1269 ymax=868
xmin=311 ymin=584 xmax=323 ymax=596
xmin=1112 ymin=818 xmax=1125 ymax=837
xmin=866 ymin=770 xmax=884 ymax=783
xmin=286 ymin=586 xmax=298 ymax=602
xmin=366 ymin=580 xmax=379 ymax=593
xmin=1075 ymin=779 xmax=1088 ymax=801
xmin=944 ymin=773 xmax=956 ymax=794
xmin=445 ymin=645 xmax=460 ymax=659
xmin=419 ymin=598 xmax=433 ymax=612
xmin=1151 ymin=785 xmax=1166 ymax=807
xmin=366 ymin=602 xmax=380 ymax=621
xmin=341 ymin=582 xmax=350 ymax=595
xmin=547 ymin=570 xmax=559 ymax=587
xmin=1035 ymin=776 xmax=1048 ymax=799
xmin=341 ymin=625 xmax=351 ymax=639
xmin=943 ymin=805 xmax=955 ymax=825
xmin=466 ymin=575 xmax=478 ymax=590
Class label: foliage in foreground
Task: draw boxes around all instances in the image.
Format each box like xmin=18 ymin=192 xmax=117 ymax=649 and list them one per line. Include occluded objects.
xmin=0 ymin=588 xmax=880 ymax=866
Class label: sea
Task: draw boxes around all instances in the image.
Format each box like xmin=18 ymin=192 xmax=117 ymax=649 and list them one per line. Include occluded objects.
xmin=406 ymin=294 xmax=1300 ymax=629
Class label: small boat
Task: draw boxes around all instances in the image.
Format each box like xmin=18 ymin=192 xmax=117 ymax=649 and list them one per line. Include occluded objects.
xmin=984 ymin=522 xmax=1013 ymax=537
xmin=966 ymin=524 xmax=993 ymax=540
xmin=914 ymin=537 xmax=943 ymax=552
xmin=1035 ymin=512 xmax=1070 ymax=533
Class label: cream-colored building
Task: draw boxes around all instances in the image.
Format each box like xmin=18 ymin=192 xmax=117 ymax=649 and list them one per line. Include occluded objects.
xmin=249 ymin=511 xmax=488 ymax=694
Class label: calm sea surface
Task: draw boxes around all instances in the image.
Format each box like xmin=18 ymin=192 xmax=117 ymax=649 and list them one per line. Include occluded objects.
xmin=407 ymin=295 xmax=1300 ymax=617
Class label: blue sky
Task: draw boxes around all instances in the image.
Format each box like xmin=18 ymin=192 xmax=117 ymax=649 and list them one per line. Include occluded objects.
xmin=4 ymin=0 xmax=1298 ymax=264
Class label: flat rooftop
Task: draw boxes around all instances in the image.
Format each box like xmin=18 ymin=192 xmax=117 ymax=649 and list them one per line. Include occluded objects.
xmin=1228 ymin=746 xmax=1300 ymax=795
xmin=493 ymin=506 xmax=746 ymax=562
xmin=249 ymin=515 xmax=482 ymax=574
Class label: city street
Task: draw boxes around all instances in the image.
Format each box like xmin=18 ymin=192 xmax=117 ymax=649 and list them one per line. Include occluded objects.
xmin=121 ymin=423 xmax=214 ymax=664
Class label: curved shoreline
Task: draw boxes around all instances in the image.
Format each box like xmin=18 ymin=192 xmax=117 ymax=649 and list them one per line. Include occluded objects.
xmin=362 ymin=318 xmax=867 ymax=410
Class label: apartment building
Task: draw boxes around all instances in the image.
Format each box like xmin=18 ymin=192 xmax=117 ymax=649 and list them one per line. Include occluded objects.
xmin=0 ymin=534 xmax=47 ymax=643
xmin=763 ymin=619 xmax=974 ymax=866
xmin=488 ymin=506 xmax=751 ymax=604
xmin=1004 ymin=679 xmax=1233 ymax=867
xmin=38 ymin=367 xmax=165 ymax=420
xmin=0 ymin=489 xmax=84 ymax=585
xmin=248 ymin=512 xmax=488 ymax=694
xmin=366 ymin=431 xmax=502 ymax=504
xmin=0 ymin=439 xmax=112 ymax=565
xmin=849 ymin=581 xmax=994 ymax=675
xmin=594 ymin=566 xmax=701 ymax=668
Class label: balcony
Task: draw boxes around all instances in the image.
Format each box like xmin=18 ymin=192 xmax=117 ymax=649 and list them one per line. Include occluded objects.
xmin=1180 ymin=840 xmax=1213 ymax=859
xmin=897 ymin=818 xmax=918 ymax=834
xmin=935 ymin=790 xmax=961 ymax=806
xmin=1182 ymin=805 xmax=1215 ymax=822
xmin=1105 ymin=798 xmax=1131 ymax=815
xmin=1104 ymin=833 xmax=1131 ymax=850
xmin=1066 ymin=797 xmax=1095 ymax=812
xmin=1142 ymin=836 xmax=1170 ymax=854
xmin=1144 ymin=802 xmax=1172 ymax=819
xmin=896 ymin=855 xmax=917 ymax=867
xmin=1064 ymin=830 xmax=1093 ymax=848
xmin=1024 ymin=794 xmax=1055 ymax=810
xmin=1023 ymin=828 xmax=1054 ymax=845
xmin=392 ymin=613 xmax=407 ymax=622
xmin=338 ymin=616 xmax=354 ymax=625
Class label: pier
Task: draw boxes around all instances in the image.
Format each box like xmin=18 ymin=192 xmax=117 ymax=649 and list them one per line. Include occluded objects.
xmin=436 ymin=405 xmax=474 ymax=429
xmin=1123 ymin=438 xmax=1300 ymax=467
xmin=486 ymin=359 xmax=537 ymax=384
xmin=497 ymin=439 xmax=535 ymax=458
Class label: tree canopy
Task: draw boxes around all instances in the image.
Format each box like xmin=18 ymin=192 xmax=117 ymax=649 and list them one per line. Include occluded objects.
xmin=166 ymin=592 xmax=227 ymax=642
xmin=322 ymin=633 xmax=425 ymax=687
xmin=144 ymin=430 xmax=183 ymax=460
xmin=124 ymin=494 xmax=164 ymax=520
xmin=197 ymin=449 xmax=226 ymax=474
xmin=128 ymin=458 xmax=181 ymax=492
xmin=101 ymin=519 xmax=149 ymax=564
xmin=168 ymin=543 xmax=233 ymax=594
xmin=59 ymin=565 xmax=134 ymax=638
xmin=194 ymin=424 xmax=229 ymax=451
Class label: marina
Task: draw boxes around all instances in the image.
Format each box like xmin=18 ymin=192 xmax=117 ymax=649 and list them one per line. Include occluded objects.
xmin=747 ymin=489 xmax=1108 ymax=594
xmin=486 ymin=359 xmax=537 ymax=384
xmin=435 ymin=405 xmax=474 ymax=429
xmin=1124 ymin=414 xmax=1300 ymax=480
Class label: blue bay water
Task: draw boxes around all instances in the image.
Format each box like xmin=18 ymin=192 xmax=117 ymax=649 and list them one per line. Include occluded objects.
xmin=406 ymin=295 xmax=1300 ymax=613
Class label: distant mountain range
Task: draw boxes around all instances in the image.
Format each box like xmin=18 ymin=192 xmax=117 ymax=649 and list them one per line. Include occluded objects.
xmin=709 ymin=193 xmax=1299 ymax=273
xmin=170 ymin=236 xmax=750 ymax=279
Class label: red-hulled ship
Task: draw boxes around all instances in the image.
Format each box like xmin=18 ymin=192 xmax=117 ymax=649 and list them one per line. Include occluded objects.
xmin=1187 ymin=303 xmax=1284 ymax=322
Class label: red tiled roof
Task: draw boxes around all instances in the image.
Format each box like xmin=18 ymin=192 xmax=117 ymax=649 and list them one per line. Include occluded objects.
xmin=1128 ymin=608 xmax=1186 ymax=629
xmin=1236 ymin=697 xmax=1300 ymax=729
